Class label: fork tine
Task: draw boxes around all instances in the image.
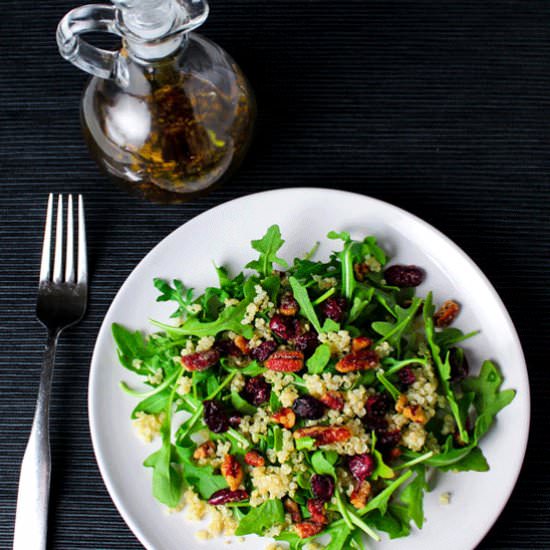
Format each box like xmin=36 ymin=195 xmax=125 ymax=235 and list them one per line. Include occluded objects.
xmin=77 ymin=195 xmax=87 ymax=285
xmin=39 ymin=194 xmax=53 ymax=282
xmin=53 ymin=195 xmax=64 ymax=284
xmin=65 ymin=194 xmax=75 ymax=283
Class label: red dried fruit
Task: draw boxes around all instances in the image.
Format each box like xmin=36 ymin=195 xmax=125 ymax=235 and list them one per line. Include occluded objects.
xmin=433 ymin=299 xmax=461 ymax=328
xmin=269 ymin=314 xmax=296 ymax=341
xmin=350 ymin=480 xmax=372 ymax=509
xmin=295 ymin=521 xmax=324 ymax=539
xmin=181 ymin=349 xmax=220 ymax=371
xmin=377 ymin=428 xmax=402 ymax=451
xmin=221 ymin=454 xmax=243 ymax=491
xmin=307 ymin=498 xmax=328 ymax=524
xmin=318 ymin=390 xmax=345 ymax=411
xmin=351 ymin=336 xmax=373 ymax=352
xmin=228 ymin=414 xmax=242 ymax=428
xmin=321 ymin=296 xmax=347 ymax=322
xmin=272 ymin=407 xmax=296 ymax=429
xmin=250 ymin=339 xmax=277 ymax=361
xmin=215 ymin=339 xmax=242 ymax=357
xmin=449 ymin=347 xmax=469 ymax=381
xmin=293 ymin=426 xmax=352 ymax=446
xmin=233 ymin=335 xmax=250 ymax=354
xmin=244 ymin=451 xmax=265 ymax=467
xmin=398 ymin=366 xmax=416 ymax=386
xmin=203 ymin=400 xmax=229 ymax=433
xmin=292 ymin=395 xmax=325 ymax=420
xmin=208 ymin=488 xmax=248 ymax=505
xmin=265 ymin=350 xmax=304 ymax=372
xmin=279 ymin=292 xmax=299 ymax=316
xmin=294 ymin=330 xmax=319 ymax=358
xmin=384 ymin=265 xmax=425 ymax=288
xmin=284 ymin=498 xmax=302 ymax=523
xmin=348 ymin=454 xmax=375 ymax=481
xmin=310 ymin=474 xmax=335 ymax=502
xmin=193 ymin=440 xmax=216 ymax=460
xmin=241 ymin=375 xmax=271 ymax=406
xmin=335 ymin=348 xmax=379 ymax=373
xmin=363 ymin=394 xmax=391 ymax=431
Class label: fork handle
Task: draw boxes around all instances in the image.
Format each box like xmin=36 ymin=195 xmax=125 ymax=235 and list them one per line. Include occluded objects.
xmin=13 ymin=330 xmax=59 ymax=550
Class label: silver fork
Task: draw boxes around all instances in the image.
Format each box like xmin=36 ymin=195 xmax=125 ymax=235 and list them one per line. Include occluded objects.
xmin=13 ymin=194 xmax=87 ymax=550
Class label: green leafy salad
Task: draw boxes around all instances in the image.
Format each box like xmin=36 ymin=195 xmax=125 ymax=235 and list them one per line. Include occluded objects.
xmin=113 ymin=225 xmax=515 ymax=549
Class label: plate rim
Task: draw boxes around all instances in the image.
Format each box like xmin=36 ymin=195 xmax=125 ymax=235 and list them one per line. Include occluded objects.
xmin=88 ymin=187 xmax=530 ymax=550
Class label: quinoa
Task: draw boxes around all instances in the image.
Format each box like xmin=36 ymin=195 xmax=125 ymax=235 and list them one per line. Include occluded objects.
xmin=132 ymin=412 xmax=164 ymax=443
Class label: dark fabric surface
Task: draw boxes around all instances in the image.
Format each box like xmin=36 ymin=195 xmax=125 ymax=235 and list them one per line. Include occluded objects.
xmin=0 ymin=1 xmax=548 ymax=548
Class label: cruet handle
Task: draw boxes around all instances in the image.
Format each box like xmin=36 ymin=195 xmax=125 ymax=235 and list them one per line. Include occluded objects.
xmin=56 ymin=4 xmax=129 ymax=86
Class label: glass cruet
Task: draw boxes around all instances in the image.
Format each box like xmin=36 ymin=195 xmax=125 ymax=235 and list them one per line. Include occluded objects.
xmin=57 ymin=0 xmax=255 ymax=203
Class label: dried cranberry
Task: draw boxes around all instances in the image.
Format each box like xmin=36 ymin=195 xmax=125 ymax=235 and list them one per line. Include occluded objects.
xmin=292 ymin=395 xmax=325 ymax=420
xmin=449 ymin=347 xmax=469 ymax=382
xmin=348 ymin=454 xmax=375 ymax=481
xmin=321 ymin=296 xmax=347 ymax=323
xmin=310 ymin=474 xmax=334 ymax=502
xmin=398 ymin=366 xmax=416 ymax=386
xmin=203 ymin=400 xmax=229 ymax=433
xmin=228 ymin=415 xmax=242 ymax=428
xmin=365 ymin=394 xmax=391 ymax=417
xmin=269 ymin=314 xmax=299 ymax=341
xmin=384 ymin=265 xmax=425 ymax=288
xmin=215 ymin=339 xmax=242 ymax=357
xmin=376 ymin=429 xmax=402 ymax=451
xmin=294 ymin=331 xmax=319 ymax=358
xmin=181 ymin=349 xmax=220 ymax=371
xmin=250 ymin=340 xmax=277 ymax=362
xmin=241 ymin=375 xmax=271 ymax=406
xmin=208 ymin=488 xmax=248 ymax=505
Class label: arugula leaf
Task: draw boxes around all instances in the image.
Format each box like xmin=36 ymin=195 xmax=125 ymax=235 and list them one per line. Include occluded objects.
xmin=112 ymin=323 xmax=150 ymax=373
xmin=215 ymin=265 xmax=245 ymax=299
xmin=358 ymin=470 xmax=412 ymax=516
xmin=372 ymin=297 xmax=422 ymax=355
xmin=231 ymin=391 xmax=257 ymax=415
xmin=311 ymin=450 xmax=337 ymax=477
xmin=154 ymin=278 xmax=197 ymax=319
xmin=246 ymin=225 xmax=288 ymax=277
xmin=295 ymin=437 xmax=316 ymax=450
xmin=306 ymin=344 xmax=331 ymax=374
xmin=348 ymin=286 xmax=375 ymax=323
xmin=132 ymin=389 xmax=171 ymax=418
xmin=327 ymin=230 xmax=355 ymax=300
xmin=400 ymin=465 xmax=427 ymax=528
xmin=437 ymin=446 xmax=489 ymax=472
xmin=174 ymin=445 xmax=228 ymax=499
xmin=371 ymin=432 xmax=395 ymax=480
xmin=368 ymin=504 xmax=411 ymax=539
xmin=324 ymin=525 xmax=352 ymax=550
xmin=288 ymin=276 xmax=323 ymax=333
xmin=462 ymin=360 xmax=516 ymax=442
xmin=376 ymin=371 xmax=400 ymax=401
xmin=434 ymin=327 xmax=479 ymax=350
xmin=151 ymin=299 xmax=254 ymax=339
xmin=423 ymin=292 xmax=468 ymax=443
xmin=235 ymin=499 xmax=285 ymax=536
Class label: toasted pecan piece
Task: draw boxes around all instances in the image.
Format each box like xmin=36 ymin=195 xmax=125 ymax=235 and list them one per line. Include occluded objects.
xmin=403 ymin=404 xmax=428 ymax=424
xmin=434 ymin=300 xmax=461 ymax=328
xmin=335 ymin=349 xmax=379 ymax=373
xmin=272 ymin=407 xmax=296 ymax=429
xmin=284 ymin=498 xmax=302 ymax=523
xmin=295 ymin=521 xmax=325 ymax=539
xmin=233 ymin=335 xmax=250 ymax=354
xmin=265 ymin=350 xmax=304 ymax=372
xmin=244 ymin=451 xmax=265 ymax=467
xmin=293 ymin=425 xmax=352 ymax=446
xmin=350 ymin=480 xmax=372 ymax=509
xmin=193 ymin=440 xmax=216 ymax=460
xmin=307 ymin=498 xmax=328 ymax=525
xmin=221 ymin=454 xmax=243 ymax=491
xmin=318 ymin=390 xmax=345 ymax=411
xmin=351 ymin=336 xmax=373 ymax=352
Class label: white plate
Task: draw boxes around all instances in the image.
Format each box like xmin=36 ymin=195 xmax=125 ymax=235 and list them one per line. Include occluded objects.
xmin=89 ymin=188 xmax=530 ymax=550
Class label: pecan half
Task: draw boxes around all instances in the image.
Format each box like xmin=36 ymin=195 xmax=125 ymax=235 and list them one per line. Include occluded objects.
xmin=244 ymin=451 xmax=265 ymax=467
xmin=307 ymin=498 xmax=328 ymax=525
xmin=181 ymin=349 xmax=220 ymax=371
xmin=295 ymin=521 xmax=324 ymax=539
xmin=434 ymin=300 xmax=461 ymax=328
xmin=318 ymin=390 xmax=345 ymax=411
xmin=350 ymin=480 xmax=372 ymax=509
xmin=221 ymin=454 xmax=243 ymax=491
xmin=193 ymin=440 xmax=216 ymax=460
xmin=208 ymin=489 xmax=248 ymax=505
xmin=284 ymin=498 xmax=302 ymax=523
xmin=272 ymin=407 xmax=296 ymax=429
xmin=351 ymin=336 xmax=373 ymax=352
xmin=265 ymin=350 xmax=304 ymax=372
xmin=353 ymin=262 xmax=369 ymax=281
xmin=335 ymin=349 xmax=379 ymax=373
xmin=233 ymin=335 xmax=250 ymax=355
xmin=293 ymin=425 xmax=352 ymax=446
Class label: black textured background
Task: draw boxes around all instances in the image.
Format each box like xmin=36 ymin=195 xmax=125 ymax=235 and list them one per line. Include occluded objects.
xmin=1 ymin=1 xmax=549 ymax=548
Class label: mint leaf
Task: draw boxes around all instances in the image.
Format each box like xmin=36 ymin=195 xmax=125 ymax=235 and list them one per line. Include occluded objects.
xmin=246 ymin=225 xmax=288 ymax=277
xmin=235 ymin=499 xmax=285 ymax=536
xmin=306 ymin=344 xmax=331 ymax=374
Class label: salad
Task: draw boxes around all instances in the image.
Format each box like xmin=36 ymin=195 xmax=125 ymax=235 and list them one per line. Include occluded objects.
xmin=112 ymin=225 xmax=515 ymax=549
